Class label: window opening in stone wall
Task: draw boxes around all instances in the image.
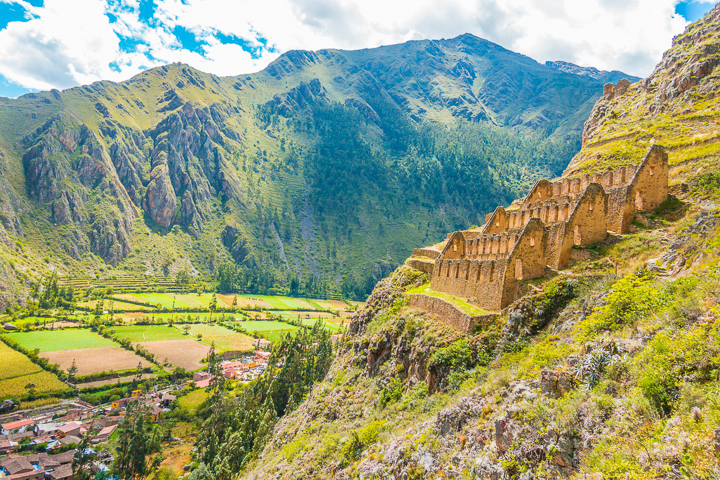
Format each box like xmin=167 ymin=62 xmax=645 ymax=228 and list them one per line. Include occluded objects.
xmin=446 ymin=264 xmax=450 ymax=277
xmin=649 ymin=166 xmax=655 ymax=176
xmin=515 ymin=259 xmax=523 ymax=280
xmin=574 ymin=225 xmax=582 ymax=246
xmin=589 ymin=201 xmax=594 ymax=211
xmin=489 ymin=263 xmax=494 ymax=281
xmin=635 ymin=190 xmax=645 ymax=210
xmin=455 ymin=264 xmax=459 ymax=278
xmin=465 ymin=264 xmax=469 ymax=280
xmin=530 ymin=237 xmax=535 ymax=247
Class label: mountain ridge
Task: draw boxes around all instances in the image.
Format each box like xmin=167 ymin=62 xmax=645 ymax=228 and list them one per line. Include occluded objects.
xmin=0 ymin=33 xmax=634 ymax=308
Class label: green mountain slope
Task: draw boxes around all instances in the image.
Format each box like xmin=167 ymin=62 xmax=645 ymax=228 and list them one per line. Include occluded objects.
xmin=0 ymin=34 xmax=622 ymax=307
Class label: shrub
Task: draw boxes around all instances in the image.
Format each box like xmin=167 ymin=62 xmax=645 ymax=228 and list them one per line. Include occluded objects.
xmin=378 ymin=377 xmax=404 ymax=407
xmin=578 ymin=271 xmax=666 ymax=338
xmin=341 ymin=421 xmax=384 ymax=463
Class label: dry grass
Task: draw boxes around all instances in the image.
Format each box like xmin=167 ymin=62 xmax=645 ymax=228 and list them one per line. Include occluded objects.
xmin=136 ymin=339 xmax=211 ymax=371
xmin=40 ymin=346 xmax=151 ymax=376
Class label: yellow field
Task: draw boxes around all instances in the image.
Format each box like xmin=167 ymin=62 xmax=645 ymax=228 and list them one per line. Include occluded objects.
xmin=0 ymin=342 xmax=43 ymax=380
xmin=0 ymin=371 xmax=69 ymax=400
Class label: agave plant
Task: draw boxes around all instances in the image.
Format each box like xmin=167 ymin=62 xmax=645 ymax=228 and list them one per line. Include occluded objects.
xmin=574 ymin=340 xmax=626 ymax=389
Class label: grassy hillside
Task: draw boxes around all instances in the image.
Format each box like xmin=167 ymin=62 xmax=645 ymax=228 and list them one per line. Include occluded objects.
xmin=0 ymin=34 xmax=624 ymax=308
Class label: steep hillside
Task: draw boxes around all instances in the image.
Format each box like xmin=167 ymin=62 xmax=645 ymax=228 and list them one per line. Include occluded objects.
xmin=0 ymin=34 xmax=618 ymax=307
xmin=565 ymin=3 xmax=720 ymax=197
xmin=237 ymin=7 xmax=720 ymax=480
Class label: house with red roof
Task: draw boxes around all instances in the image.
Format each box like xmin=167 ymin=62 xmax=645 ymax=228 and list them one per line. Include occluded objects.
xmin=1 ymin=419 xmax=35 ymax=436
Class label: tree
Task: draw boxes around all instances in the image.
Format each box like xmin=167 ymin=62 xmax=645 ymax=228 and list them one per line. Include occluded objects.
xmin=68 ymin=359 xmax=78 ymax=383
xmin=111 ymin=403 xmax=162 ymax=480
xmin=176 ymin=269 xmax=191 ymax=286
xmin=73 ymin=435 xmax=96 ymax=480
xmin=209 ymin=294 xmax=218 ymax=313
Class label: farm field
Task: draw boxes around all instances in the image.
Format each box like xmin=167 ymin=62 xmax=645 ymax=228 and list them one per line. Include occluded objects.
xmin=178 ymin=389 xmax=209 ymax=410
xmin=110 ymin=325 xmax=186 ymax=343
xmin=237 ymin=320 xmax=298 ymax=343
xmin=3 ymin=329 xmax=116 ymax=353
xmin=2 ymin=317 xmax=84 ymax=329
xmin=133 ymin=293 xmax=190 ymax=309
xmin=78 ymin=300 xmax=156 ymax=311
xmin=0 ymin=342 xmax=42 ymax=380
xmin=183 ymin=324 xmax=254 ymax=352
xmin=41 ymin=346 xmax=152 ymax=376
xmin=298 ymin=318 xmax=344 ymax=332
xmin=217 ymin=294 xmax=272 ymax=309
xmin=77 ymin=373 xmax=158 ymax=389
xmin=0 ymin=371 xmax=69 ymax=400
xmin=107 ymin=291 xmax=359 ymax=312
xmin=275 ymin=312 xmax=345 ymax=332
xmin=136 ymin=339 xmax=210 ymax=371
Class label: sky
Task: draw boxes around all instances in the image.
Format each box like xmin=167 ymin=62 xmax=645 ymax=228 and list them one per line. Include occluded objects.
xmin=0 ymin=0 xmax=716 ymax=98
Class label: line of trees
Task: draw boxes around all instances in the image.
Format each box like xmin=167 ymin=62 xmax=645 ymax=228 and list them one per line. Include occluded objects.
xmin=191 ymin=323 xmax=334 ymax=479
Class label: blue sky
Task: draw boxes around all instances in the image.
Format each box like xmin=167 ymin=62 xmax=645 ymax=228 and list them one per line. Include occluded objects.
xmin=0 ymin=0 xmax=716 ymax=98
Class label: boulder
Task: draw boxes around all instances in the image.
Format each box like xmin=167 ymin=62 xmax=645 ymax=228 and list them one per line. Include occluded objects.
xmin=3 ymin=323 xmax=18 ymax=331
xmin=541 ymin=368 xmax=574 ymax=398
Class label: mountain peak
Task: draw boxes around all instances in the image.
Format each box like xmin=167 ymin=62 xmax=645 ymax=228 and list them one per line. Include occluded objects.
xmin=544 ymin=60 xmax=641 ymax=84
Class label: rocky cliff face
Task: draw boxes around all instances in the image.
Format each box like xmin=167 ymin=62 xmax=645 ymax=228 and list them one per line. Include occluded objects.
xmin=20 ymin=114 xmax=136 ymax=265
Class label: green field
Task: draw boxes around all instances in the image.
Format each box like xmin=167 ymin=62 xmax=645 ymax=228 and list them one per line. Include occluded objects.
xmin=0 ymin=371 xmax=70 ymax=400
xmin=178 ymin=389 xmax=209 ymax=410
xmin=133 ymin=293 xmax=191 ymax=309
xmin=121 ymin=292 xmax=346 ymax=312
xmin=0 ymin=342 xmax=42 ymax=380
xmin=109 ymin=325 xmax=186 ymax=343
xmin=237 ymin=320 xmax=298 ymax=343
xmin=299 ymin=318 xmax=343 ymax=333
xmin=184 ymin=324 xmax=255 ymax=352
xmin=300 ymin=298 xmax=324 ymax=310
xmin=3 ymin=329 xmax=116 ymax=353
xmin=275 ymin=312 xmax=344 ymax=333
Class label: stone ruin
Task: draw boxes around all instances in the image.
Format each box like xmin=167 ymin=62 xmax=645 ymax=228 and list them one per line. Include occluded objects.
xmin=408 ymin=145 xmax=669 ymax=320
xmin=602 ymin=78 xmax=631 ymax=99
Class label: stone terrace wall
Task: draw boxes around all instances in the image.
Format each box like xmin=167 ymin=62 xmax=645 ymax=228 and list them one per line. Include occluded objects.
xmin=412 ymin=248 xmax=441 ymax=259
xmin=407 ymin=294 xmax=496 ymax=334
xmin=432 ymin=258 xmax=510 ymax=311
xmin=406 ymin=258 xmax=434 ymax=274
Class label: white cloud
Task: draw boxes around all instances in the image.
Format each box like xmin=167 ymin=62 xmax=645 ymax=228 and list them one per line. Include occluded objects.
xmin=0 ymin=0 xmax=704 ymax=93
xmin=0 ymin=0 xmax=122 ymax=90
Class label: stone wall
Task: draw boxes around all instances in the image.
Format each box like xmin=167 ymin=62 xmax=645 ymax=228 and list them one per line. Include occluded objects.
xmin=431 ymin=220 xmax=548 ymax=311
xmin=603 ymin=145 xmax=668 ymax=233
xmin=412 ymin=144 xmax=668 ymax=320
xmin=406 ymin=258 xmax=434 ymax=274
xmin=412 ymin=247 xmax=441 ymax=259
xmin=407 ymin=294 xmax=496 ymax=334
xmin=432 ymin=258 xmax=510 ymax=311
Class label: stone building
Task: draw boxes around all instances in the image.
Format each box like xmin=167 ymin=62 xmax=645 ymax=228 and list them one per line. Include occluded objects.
xmin=411 ymin=145 xmax=669 ymax=314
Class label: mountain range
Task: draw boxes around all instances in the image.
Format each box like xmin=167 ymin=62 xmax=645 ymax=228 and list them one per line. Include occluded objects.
xmin=0 ymin=33 xmax=637 ymax=307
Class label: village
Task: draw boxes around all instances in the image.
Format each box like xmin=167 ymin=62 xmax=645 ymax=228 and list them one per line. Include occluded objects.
xmin=0 ymin=349 xmax=272 ymax=480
